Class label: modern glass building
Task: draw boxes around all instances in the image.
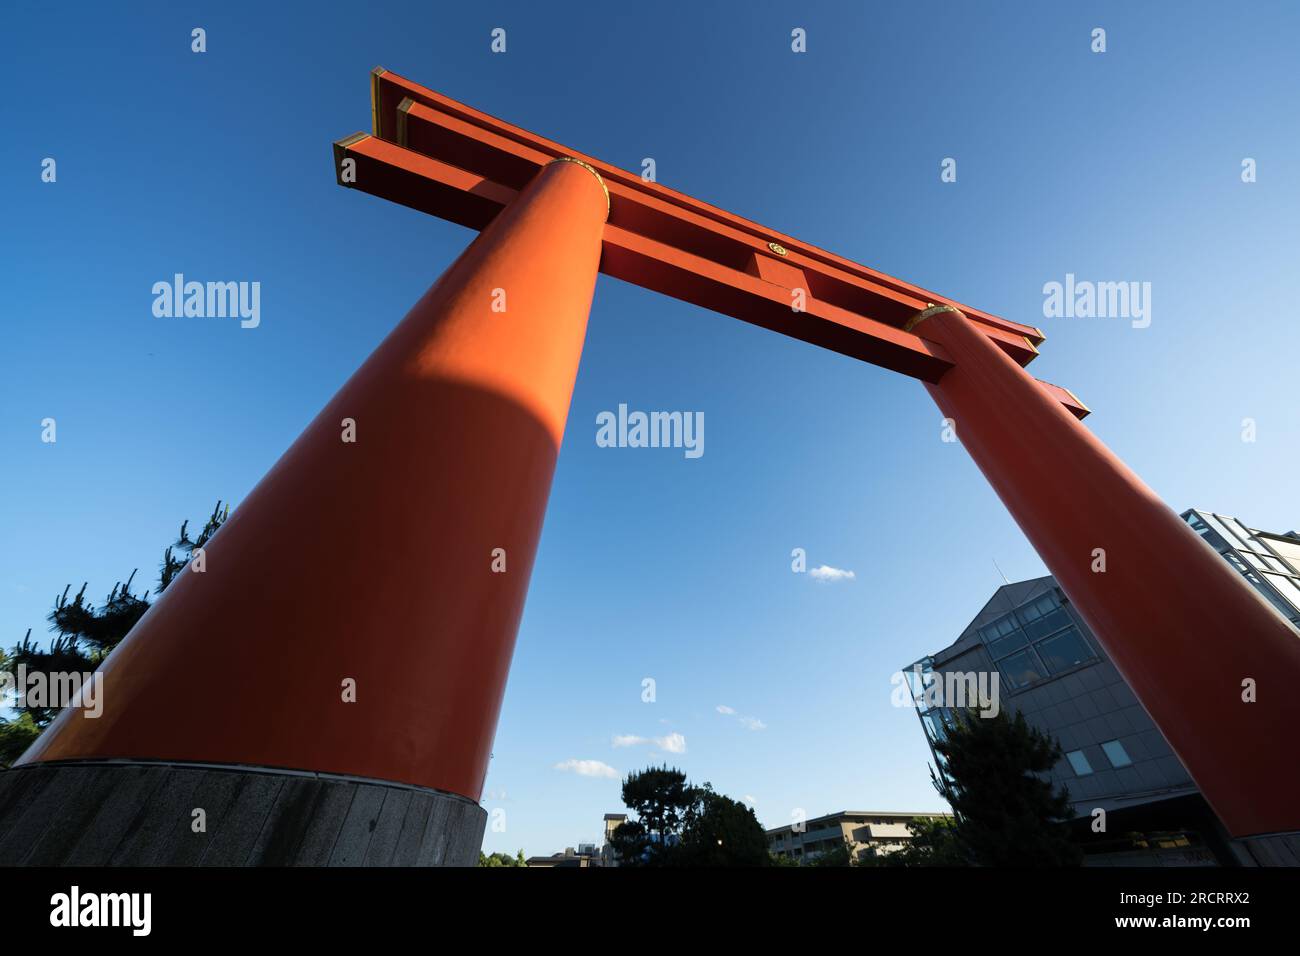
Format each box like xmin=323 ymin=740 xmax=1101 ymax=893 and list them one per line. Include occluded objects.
xmin=903 ymin=510 xmax=1300 ymax=866
xmin=1181 ymin=509 xmax=1300 ymax=625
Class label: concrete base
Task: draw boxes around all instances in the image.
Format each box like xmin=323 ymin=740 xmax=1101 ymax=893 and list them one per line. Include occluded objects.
xmin=0 ymin=760 xmax=486 ymax=866
xmin=1237 ymin=831 xmax=1300 ymax=867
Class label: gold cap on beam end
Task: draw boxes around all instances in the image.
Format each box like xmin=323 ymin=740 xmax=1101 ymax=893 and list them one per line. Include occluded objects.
xmin=905 ymin=303 xmax=964 ymax=333
xmin=370 ymin=67 xmax=388 ymax=140
xmin=548 ymin=157 xmax=611 ymax=221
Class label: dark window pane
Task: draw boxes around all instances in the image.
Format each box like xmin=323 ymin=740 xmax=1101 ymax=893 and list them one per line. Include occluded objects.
xmin=1039 ymin=608 xmax=1070 ymax=634
xmin=1037 ymin=628 xmax=1094 ymax=673
xmin=998 ymin=649 xmax=1045 ymax=688
xmin=980 ymin=615 xmax=1016 ymax=643
xmin=1022 ymin=616 xmax=1053 ymax=642
xmin=987 ymin=630 xmax=1028 ymax=658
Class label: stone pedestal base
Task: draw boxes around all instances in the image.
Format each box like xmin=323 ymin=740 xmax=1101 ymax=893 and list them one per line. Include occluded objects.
xmin=0 ymin=761 xmax=485 ymax=866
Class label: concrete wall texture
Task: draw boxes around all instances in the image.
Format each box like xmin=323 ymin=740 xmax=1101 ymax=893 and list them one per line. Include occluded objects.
xmin=0 ymin=761 xmax=485 ymax=866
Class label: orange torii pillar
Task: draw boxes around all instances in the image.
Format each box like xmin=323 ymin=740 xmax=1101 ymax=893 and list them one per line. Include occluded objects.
xmin=912 ymin=304 xmax=1300 ymax=855
xmin=0 ymin=158 xmax=609 ymax=866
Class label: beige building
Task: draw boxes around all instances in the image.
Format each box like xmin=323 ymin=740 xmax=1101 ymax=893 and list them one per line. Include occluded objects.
xmin=766 ymin=810 xmax=951 ymax=863
xmin=525 ymin=846 xmax=602 ymax=868
xmin=600 ymin=813 xmax=627 ymax=867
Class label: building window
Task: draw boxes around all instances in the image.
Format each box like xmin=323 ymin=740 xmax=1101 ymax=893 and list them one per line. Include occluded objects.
xmin=978 ymin=590 xmax=1097 ymax=690
xmin=997 ymin=648 xmax=1046 ymax=688
xmin=1065 ymin=750 xmax=1093 ymax=776
xmin=987 ymin=630 xmax=1028 ymax=658
xmin=978 ymin=614 xmax=1018 ymax=645
xmin=1036 ymin=628 xmax=1093 ymax=674
xmin=1022 ymin=607 xmax=1070 ymax=642
xmin=1101 ymin=739 xmax=1133 ymax=768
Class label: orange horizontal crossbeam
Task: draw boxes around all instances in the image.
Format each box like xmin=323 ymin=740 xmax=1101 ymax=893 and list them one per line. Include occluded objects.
xmin=334 ymin=67 xmax=1087 ymax=418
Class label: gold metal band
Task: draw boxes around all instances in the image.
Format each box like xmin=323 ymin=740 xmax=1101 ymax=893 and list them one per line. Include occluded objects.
xmin=370 ymin=67 xmax=388 ymax=140
xmin=548 ymin=156 xmax=610 ymax=220
xmin=904 ymin=303 xmax=964 ymax=333
xmin=396 ymin=96 xmax=414 ymax=148
xmin=1061 ymin=386 xmax=1092 ymax=415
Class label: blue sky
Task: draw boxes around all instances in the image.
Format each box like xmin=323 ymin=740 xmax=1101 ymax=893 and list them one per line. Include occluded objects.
xmin=2 ymin=1 xmax=1297 ymax=856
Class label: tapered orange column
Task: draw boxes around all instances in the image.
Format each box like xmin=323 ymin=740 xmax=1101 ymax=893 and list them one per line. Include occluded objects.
xmin=19 ymin=157 xmax=610 ymax=803
xmin=913 ymin=305 xmax=1300 ymax=838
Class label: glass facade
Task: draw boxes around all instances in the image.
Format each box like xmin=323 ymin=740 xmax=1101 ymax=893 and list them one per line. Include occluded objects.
xmin=976 ymin=590 xmax=1097 ymax=691
xmin=909 ymin=512 xmax=1294 ymax=816
xmin=1182 ymin=510 xmax=1300 ymax=626
xmin=905 ymin=586 xmax=1100 ymax=798
xmin=902 ymin=656 xmax=952 ymax=791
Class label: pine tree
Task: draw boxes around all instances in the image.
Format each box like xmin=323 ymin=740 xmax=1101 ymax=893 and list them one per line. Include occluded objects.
xmin=0 ymin=503 xmax=228 ymax=767
xmin=610 ymin=767 xmax=770 ymax=866
xmin=930 ymin=708 xmax=1082 ymax=866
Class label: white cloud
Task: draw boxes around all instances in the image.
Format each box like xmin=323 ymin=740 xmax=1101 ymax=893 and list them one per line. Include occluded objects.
xmin=613 ymin=732 xmax=687 ymax=754
xmin=554 ymin=759 xmax=619 ymax=779
xmin=654 ymin=732 xmax=687 ymax=754
xmin=718 ymin=704 xmax=767 ymax=732
xmin=743 ymin=794 xmax=757 ymax=806
xmin=808 ymin=564 xmax=855 ymax=583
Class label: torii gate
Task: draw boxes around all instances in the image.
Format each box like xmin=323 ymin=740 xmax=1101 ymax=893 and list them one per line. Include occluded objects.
xmin=6 ymin=68 xmax=1299 ymax=866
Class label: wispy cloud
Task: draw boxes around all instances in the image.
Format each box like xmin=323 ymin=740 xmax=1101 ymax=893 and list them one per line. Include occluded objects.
xmin=554 ymin=759 xmax=618 ymax=779
xmin=655 ymin=732 xmax=686 ymax=754
xmin=716 ymin=705 xmax=767 ymax=732
xmin=612 ymin=732 xmax=687 ymax=754
xmin=808 ymin=564 xmax=855 ymax=583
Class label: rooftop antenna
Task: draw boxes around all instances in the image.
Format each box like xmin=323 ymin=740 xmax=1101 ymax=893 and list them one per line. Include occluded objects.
xmin=992 ymin=558 xmax=1011 ymax=585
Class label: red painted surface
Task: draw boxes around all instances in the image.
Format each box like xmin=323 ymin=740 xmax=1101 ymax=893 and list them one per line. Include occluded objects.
xmin=917 ymin=307 xmax=1300 ymax=838
xmin=333 ymin=128 xmax=1088 ymax=418
xmin=371 ymin=69 xmax=1039 ymax=347
xmin=22 ymin=68 xmax=1296 ymax=845
xmin=19 ymin=159 xmax=609 ymax=802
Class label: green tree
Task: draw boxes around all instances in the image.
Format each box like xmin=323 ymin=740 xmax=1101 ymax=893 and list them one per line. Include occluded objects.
xmin=930 ymin=708 xmax=1082 ymax=867
xmin=804 ymin=836 xmax=855 ymax=867
xmin=157 ymin=503 xmax=228 ymax=592
xmin=478 ymin=849 xmax=527 ymax=867
xmin=611 ymin=767 xmax=769 ymax=867
xmin=0 ymin=713 xmax=42 ymax=771
xmin=607 ymin=817 xmax=651 ymax=866
xmin=674 ymin=784 xmax=769 ymax=866
xmin=867 ymin=816 xmax=965 ymax=867
xmin=610 ymin=765 xmax=693 ymax=866
xmin=0 ymin=503 xmax=228 ymax=767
